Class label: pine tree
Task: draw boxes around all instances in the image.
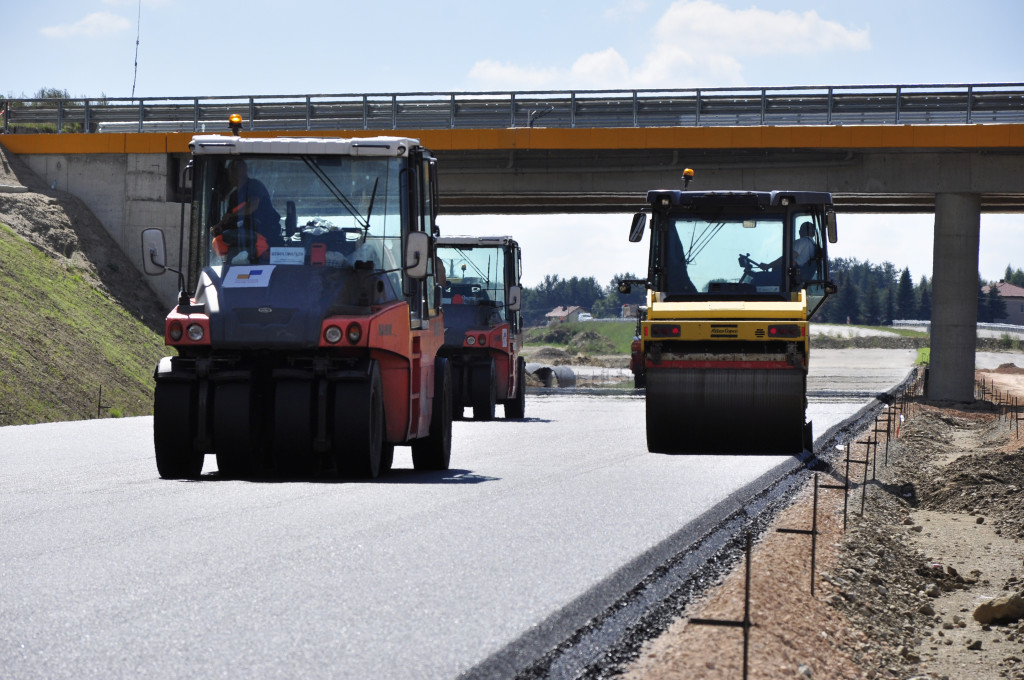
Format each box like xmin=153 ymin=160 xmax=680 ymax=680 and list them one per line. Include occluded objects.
xmin=918 ymin=276 xmax=932 ymax=321
xmin=897 ymin=268 xmax=916 ymax=320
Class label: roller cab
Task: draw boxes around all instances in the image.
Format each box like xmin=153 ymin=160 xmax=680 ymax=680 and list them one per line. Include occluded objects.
xmin=436 ymin=236 xmax=526 ymax=421
xmin=621 ymin=186 xmax=838 ymax=454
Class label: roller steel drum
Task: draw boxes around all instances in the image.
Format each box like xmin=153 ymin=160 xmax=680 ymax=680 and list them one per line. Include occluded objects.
xmin=645 ymin=367 xmax=806 ymax=454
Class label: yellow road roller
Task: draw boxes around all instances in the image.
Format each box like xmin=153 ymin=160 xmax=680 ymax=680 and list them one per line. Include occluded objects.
xmin=620 ymin=179 xmax=838 ymax=454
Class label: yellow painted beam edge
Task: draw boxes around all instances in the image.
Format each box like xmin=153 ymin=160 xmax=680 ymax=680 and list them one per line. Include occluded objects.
xmin=3 ymin=124 xmax=1023 ymax=154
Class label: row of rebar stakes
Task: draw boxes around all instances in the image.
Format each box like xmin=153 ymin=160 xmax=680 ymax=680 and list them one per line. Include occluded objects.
xmin=685 ymin=371 xmax=927 ymax=680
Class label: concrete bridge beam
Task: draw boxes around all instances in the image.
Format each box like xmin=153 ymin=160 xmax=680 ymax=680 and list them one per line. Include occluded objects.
xmin=928 ymin=192 xmax=981 ymax=402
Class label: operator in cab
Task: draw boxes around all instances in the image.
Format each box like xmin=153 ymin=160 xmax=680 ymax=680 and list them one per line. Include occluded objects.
xmin=211 ymin=159 xmax=283 ymax=264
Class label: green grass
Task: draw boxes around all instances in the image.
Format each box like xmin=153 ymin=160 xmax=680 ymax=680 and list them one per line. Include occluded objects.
xmin=858 ymin=325 xmax=929 ymax=338
xmin=916 ymin=348 xmax=930 ymax=365
xmin=0 ymin=222 xmax=167 ymax=424
xmin=524 ymin=319 xmax=636 ymax=354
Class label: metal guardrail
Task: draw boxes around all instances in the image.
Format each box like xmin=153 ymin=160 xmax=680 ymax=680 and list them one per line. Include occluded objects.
xmin=2 ymin=83 xmax=1024 ymax=135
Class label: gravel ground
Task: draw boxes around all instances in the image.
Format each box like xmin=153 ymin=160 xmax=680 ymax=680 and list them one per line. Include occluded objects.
xmin=619 ymin=366 xmax=1024 ymax=680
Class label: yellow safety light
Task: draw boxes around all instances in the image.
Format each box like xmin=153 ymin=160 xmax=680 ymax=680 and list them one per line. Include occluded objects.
xmin=228 ymin=114 xmax=243 ymax=134
xmin=682 ymin=167 xmax=694 ymax=189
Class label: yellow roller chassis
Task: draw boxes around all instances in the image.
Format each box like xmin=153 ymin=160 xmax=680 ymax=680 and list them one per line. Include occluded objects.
xmin=640 ymin=288 xmax=813 ymax=454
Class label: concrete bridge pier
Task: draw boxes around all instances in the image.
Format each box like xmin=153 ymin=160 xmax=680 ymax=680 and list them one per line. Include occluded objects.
xmin=928 ymin=192 xmax=981 ymax=402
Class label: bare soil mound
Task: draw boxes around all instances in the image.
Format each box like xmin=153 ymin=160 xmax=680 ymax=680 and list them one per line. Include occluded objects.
xmin=624 ymin=384 xmax=1024 ymax=680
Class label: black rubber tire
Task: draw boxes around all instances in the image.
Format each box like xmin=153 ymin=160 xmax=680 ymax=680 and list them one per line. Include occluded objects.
xmin=451 ymin=364 xmax=466 ymax=421
xmin=272 ymin=379 xmax=316 ymax=477
xmin=471 ymin=359 xmax=496 ymax=421
xmin=504 ymin=356 xmax=526 ymax=419
xmin=380 ymin=443 xmax=395 ymax=473
xmin=213 ymin=381 xmax=257 ymax=478
xmin=334 ymin=362 xmax=384 ymax=479
xmin=412 ymin=358 xmax=453 ymax=471
xmin=154 ymin=381 xmax=203 ymax=480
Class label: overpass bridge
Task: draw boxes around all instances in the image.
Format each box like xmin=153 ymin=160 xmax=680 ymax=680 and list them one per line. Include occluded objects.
xmin=2 ymin=82 xmax=1023 ymax=402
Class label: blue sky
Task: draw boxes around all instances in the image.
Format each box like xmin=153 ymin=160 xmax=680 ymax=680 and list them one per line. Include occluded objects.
xmin=3 ymin=0 xmax=1023 ymax=287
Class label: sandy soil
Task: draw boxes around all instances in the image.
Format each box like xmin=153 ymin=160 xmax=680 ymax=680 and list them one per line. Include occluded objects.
xmin=620 ymin=365 xmax=1024 ymax=680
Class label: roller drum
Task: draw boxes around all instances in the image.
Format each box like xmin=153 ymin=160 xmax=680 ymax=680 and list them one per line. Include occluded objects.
xmin=645 ymin=367 xmax=806 ymax=454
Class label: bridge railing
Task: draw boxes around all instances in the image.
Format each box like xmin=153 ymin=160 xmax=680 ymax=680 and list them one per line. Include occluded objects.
xmin=2 ymin=83 xmax=1023 ymax=134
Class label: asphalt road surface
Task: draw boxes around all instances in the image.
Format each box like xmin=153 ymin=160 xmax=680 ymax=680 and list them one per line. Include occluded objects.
xmin=2 ymin=350 xmax=919 ymax=680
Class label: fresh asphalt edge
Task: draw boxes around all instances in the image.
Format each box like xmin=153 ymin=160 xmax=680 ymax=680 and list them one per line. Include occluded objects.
xmin=458 ymin=366 xmax=921 ymax=680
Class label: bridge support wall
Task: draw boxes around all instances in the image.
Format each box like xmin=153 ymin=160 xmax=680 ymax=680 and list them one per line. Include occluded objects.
xmin=17 ymin=152 xmax=184 ymax=306
xmin=928 ymin=193 xmax=981 ymax=402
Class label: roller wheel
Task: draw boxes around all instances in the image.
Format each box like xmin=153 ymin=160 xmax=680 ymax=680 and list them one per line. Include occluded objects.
xmin=380 ymin=443 xmax=396 ymax=473
xmin=470 ymin=359 xmax=496 ymax=421
xmin=154 ymin=381 xmax=203 ymax=480
xmin=273 ymin=379 xmax=316 ymax=477
xmin=451 ymin=364 xmax=466 ymax=421
xmin=334 ymin=362 xmax=384 ymax=479
xmin=213 ymin=381 xmax=257 ymax=478
xmin=504 ymin=356 xmax=526 ymax=419
xmin=412 ymin=358 xmax=453 ymax=471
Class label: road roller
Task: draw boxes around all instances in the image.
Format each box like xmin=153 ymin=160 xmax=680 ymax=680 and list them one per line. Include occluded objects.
xmin=436 ymin=235 xmax=526 ymax=420
xmin=141 ymin=119 xmax=451 ymax=479
xmin=620 ymin=177 xmax=838 ymax=454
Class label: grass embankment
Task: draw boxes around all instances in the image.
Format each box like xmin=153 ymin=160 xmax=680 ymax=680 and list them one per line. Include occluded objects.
xmin=524 ymin=320 xmax=636 ymax=355
xmin=0 ymin=222 xmax=166 ymax=425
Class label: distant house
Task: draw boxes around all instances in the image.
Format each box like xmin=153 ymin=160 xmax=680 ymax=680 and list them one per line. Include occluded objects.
xmin=621 ymin=303 xmax=640 ymax=319
xmin=545 ymin=305 xmax=584 ymax=324
xmin=982 ymin=281 xmax=1024 ymax=325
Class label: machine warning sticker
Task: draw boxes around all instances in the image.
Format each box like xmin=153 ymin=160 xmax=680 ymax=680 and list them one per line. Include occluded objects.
xmin=223 ymin=265 xmax=276 ymax=288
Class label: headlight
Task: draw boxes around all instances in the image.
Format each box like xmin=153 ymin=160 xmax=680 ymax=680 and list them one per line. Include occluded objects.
xmin=478 ymin=334 xmax=487 ymax=346
xmin=186 ymin=324 xmax=204 ymax=341
xmin=324 ymin=325 xmax=342 ymax=344
xmin=168 ymin=322 xmax=183 ymax=341
xmin=466 ymin=335 xmax=476 ymax=346
xmin=346 ymin=322 xmax=362 ymax=344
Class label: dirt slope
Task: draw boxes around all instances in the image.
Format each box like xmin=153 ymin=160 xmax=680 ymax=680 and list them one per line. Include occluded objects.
xmin=622 ymin=370 xmax=1024 ymax=680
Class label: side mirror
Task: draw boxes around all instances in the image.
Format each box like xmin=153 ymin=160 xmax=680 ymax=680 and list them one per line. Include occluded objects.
xmin=405 ymin=231 xmax=430 ymax=279
xmin=141 ymin=228 xmax=168 ymax=276
xmin=628 ymin=213 xmax=647 ymax=243
xmin=618 ymin=281 xmax=631 ymax=294
xmin=507 ymin=284 xmax=522 ymax=311
xmin=825 ymin=209 xmax=838 ymax=244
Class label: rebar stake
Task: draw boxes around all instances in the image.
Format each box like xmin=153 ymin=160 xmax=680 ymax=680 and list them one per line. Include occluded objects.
xmin=689 ymin=533 xmax=755 ymax=680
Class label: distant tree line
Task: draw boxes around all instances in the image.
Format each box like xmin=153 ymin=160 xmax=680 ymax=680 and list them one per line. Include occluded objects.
xmin=520 ymin=260 xmax=1023 ymax=328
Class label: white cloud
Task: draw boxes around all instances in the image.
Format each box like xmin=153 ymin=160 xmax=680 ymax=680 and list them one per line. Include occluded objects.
xmin=467 ymin=60 xmax=562 ymax=90
xmin=467 ymin=0 xmax=870 ymax=90
xmin=568 ymin=48 xmax=631 ymax=88
xmin=41 ymin=12 xmax=132 ymax=38
xmin=654 ymin=0 xmax=871 ymax=55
